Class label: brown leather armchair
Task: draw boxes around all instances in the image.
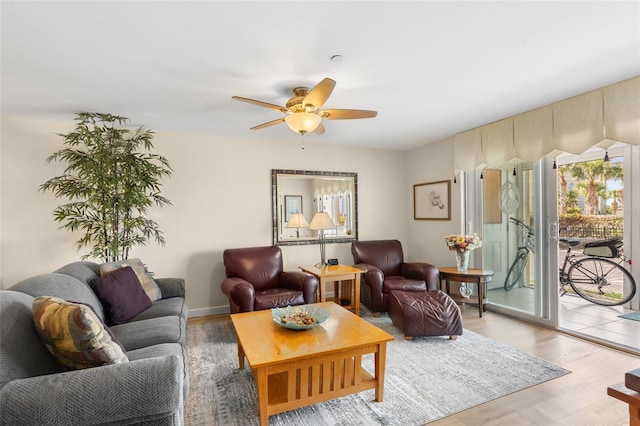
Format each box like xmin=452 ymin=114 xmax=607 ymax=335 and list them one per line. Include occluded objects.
xmin=351 ymin=239 xmax=439 ymax=315
xmin=221 ymin=246 xmax=319 ymax=313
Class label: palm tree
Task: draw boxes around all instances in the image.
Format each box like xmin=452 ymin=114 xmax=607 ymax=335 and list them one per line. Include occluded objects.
xmin=610 ymin=189 xmax=622 ymax=215
xmin=566 ymin=189 xmax=580 ymax=214
xmin=568 ymin=160 xmax=622 ymax=215
xmin=558 ymin=165 xmax=570 ymax=214
xmin=600 ymin=161 xmax=623 ymax=214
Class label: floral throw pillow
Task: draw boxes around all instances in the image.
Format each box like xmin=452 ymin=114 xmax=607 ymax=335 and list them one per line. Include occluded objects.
xmin=32 ymin=296 xmax=128 ymax=370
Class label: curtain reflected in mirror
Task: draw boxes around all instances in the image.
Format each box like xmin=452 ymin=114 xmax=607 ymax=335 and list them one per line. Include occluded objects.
xmin=272 ymin=169 xmax=358 ymax=246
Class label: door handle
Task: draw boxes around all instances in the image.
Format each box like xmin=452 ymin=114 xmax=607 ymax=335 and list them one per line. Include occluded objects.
xmin=549 ymin=221 xmax=558 ymax=241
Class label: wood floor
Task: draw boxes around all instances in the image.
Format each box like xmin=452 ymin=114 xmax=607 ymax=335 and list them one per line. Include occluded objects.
xmin=189 ymin=304 xmax=638 ymax=425
xmin=432 ymin=304 xmax=640 ymax=426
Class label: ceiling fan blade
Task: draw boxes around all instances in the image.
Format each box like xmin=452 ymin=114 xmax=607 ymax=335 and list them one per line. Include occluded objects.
xmin=321 ymin=109 xmax=378 ymax=120
xmin=232 ymin=96 xmax=287 ymax=113
xmin=303 ymin=78 xmax=336 ymax=111
xmin=312 ymin=123 xmax=325 ymax=135
xmin=250 ymin=118 xmax=285 ymax=130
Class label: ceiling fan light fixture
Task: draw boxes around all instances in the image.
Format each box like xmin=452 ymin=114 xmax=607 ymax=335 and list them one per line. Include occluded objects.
xmin=233 ymin=77 xmax=376 ymax=135
xmin=285 ymin=112 xmax=322 ymax=135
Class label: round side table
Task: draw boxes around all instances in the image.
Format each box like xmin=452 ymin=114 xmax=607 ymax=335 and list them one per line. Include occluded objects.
xmin=439 ymin=267 xmax=494 ymax=318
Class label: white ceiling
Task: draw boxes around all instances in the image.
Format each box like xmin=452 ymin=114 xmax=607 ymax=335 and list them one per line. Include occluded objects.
xmin=2 ymin=1 xmax=639 ymax=151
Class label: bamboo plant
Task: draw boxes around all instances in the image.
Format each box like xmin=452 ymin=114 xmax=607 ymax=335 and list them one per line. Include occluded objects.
xmin=40 ymin=112 xmax=172 ymax=262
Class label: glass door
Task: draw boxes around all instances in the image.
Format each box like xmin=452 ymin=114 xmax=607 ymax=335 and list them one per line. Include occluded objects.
xmin=555 ymin=143 xmax=639 ymax=350
xmin=474 ymin=158 xmax=557 ymax=324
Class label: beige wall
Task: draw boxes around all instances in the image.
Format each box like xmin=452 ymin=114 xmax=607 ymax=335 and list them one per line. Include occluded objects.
xmin=404 ymin=137 xmax=463 ymax=268
xmin=1 ymin=116 xmax=439 ymax=316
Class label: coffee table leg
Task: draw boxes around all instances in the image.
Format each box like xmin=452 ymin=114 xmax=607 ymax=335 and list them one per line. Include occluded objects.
xmin=237 ymin=340 xmax=246 ymax=370
xmin=255 ymin=367 xmax=269 ymax=426
xmin=374 ymin=342 xmax=388 ymax=402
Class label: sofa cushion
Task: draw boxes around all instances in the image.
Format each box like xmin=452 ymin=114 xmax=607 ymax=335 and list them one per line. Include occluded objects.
xmin=110 ymin=316 xmax=185 ymax=351
xmin=126 ymin=342 xmax=185 ymax=362
xmin=129 ymin=297 xmax=189 ymax=322
xmin=100 ymin=258 xmax=162 ymax=302
xmin=254 ymin=288 xmax=304 ymax=310
xmin=54 ymin=261 xmax=101 ymax=287
xmin=383 ymin=276 xmax=427 ymax=293
xmin=0 ymin=291 xmax=62 ymax=387
xmin=9 ymin=273 xmax=106 ymax=322
xmin=32 ymin=296 xmax=128 ymax=370
xmin=91 ymin=266 xmax=153 ymax=325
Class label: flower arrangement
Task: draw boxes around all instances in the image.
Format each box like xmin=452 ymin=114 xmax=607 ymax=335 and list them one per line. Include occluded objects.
xmin=445 ymin=233 xmax=483 ymax=252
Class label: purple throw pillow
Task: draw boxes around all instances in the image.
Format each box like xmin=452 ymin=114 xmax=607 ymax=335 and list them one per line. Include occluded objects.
xmin=92 ymin=266 xmax=152 ymax=324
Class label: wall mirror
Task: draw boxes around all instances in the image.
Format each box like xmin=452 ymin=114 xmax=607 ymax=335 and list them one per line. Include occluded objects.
xmin=272 ymin=169 xmax=358 ymax=246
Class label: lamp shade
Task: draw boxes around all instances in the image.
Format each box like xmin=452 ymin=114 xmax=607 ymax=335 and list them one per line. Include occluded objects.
xmin=285 ymin=213 xmax=309 ymax=229
xmin=284 ymin=112 xmax=322 ymax=134
xmin=308 ymin=212 xmax=335 ymax=230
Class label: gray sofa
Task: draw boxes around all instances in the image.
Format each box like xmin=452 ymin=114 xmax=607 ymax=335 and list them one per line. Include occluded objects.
xmin=0 ymin=261 xmax=189 ymax=425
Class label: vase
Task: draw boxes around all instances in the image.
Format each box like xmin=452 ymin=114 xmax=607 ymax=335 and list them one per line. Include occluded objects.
xmin=455 ymin=250 xmax=470 ymax=272
xmin=459 ymin=282 xmax=472 ymax=298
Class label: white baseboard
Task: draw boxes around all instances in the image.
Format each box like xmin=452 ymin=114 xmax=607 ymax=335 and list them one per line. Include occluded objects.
xmin=188 ymin=305 xmax=230 ymax=318
xmin=188 ymin=291 xmax=338 ymax=318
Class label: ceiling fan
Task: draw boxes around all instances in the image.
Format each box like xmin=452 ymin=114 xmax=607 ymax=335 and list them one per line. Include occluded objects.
xmin=232 ymin=78 xmax=377 ymax=135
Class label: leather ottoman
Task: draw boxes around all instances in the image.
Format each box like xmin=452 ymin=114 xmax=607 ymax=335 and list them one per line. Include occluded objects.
xmin=388 ymin=290 xmax=463 ymax=340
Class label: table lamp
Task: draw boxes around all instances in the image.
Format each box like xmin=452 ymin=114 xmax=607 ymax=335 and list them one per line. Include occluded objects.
xmin=308 ymin=212 xmax=335 ymax=267
xmin=285 ymin=213 xmax=309 ymax=238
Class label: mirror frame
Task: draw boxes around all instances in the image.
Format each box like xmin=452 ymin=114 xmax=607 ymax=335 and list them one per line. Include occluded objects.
xmin=272 ymin=169 xmax=358 ymax=246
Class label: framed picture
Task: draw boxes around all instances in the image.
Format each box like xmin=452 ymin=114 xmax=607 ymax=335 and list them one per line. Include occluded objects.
xmin=413 ymin=180 xmax=451 ymax=220
xmin=284 ymin=195 xmax=303 ymax=221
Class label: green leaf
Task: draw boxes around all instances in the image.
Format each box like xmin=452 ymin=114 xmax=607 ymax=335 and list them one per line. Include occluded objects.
xmin=40 ymin=112 xmax=173 ymax=261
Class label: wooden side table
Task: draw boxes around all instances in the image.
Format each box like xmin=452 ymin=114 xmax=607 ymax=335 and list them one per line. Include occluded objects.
xmin=299 ymin=264 xmax=364 ymax=315
xmin=607 ymin=383 xmax=640 ymax=426
xmin=439 ymin=267 xmax=494 ymax=318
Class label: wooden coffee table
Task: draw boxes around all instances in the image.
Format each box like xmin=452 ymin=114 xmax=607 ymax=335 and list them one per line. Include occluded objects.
xmin=230 ymin=302 xmax=394 ymax=426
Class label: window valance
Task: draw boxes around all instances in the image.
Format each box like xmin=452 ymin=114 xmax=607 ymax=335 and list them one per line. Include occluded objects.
xmin=313 ymin=178 xmax=352 ymax=196
xmin=454 ymin=75 xmax=640 ymax=172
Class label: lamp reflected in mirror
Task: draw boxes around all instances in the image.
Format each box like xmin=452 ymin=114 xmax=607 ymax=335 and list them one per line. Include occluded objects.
xmin=308 ymin=212 xmax=336 ymax=267
xmin=285 ymin=213 xmax=309 ymax=238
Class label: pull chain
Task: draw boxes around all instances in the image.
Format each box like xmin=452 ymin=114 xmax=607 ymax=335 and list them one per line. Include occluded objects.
xmin=512 ymin=121 xmax=517 ymax=176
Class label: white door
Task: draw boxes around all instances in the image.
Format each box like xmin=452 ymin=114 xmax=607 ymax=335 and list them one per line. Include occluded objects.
xmin=473 ymin=158 xmax=558 ymax=325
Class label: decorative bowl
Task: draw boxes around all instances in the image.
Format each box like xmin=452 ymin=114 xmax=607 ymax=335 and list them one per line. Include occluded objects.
xmin=272 ymin=305 xmax=330 ymax=330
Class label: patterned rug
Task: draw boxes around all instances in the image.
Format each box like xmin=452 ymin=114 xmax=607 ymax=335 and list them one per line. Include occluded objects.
xmin=619 ymin=310 xmax=640 ymax=321
xmin=185 ymin=309 xmax=570 ymax=425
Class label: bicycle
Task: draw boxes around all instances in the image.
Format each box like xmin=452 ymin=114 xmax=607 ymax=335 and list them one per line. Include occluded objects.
xmin=504 ymin=217 xmax=534 ymax=291
xmin=559 ymin=237 xmax=636 ymax=306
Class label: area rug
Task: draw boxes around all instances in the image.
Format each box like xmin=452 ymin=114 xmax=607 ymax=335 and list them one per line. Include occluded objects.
xmin=619 ymin=310 xmax=640 ymax=321
xmin=185 ymin=309 xmax=570 ymax=426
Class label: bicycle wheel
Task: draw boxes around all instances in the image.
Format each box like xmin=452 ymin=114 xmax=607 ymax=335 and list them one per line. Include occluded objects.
xmin=504 ymin=249 xmax=528 ymax=291
xmin=567 ymin=257 xmax=637 ymax=306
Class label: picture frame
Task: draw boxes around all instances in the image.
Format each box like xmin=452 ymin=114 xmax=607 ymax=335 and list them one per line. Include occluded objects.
xmin=284 ymin=195 xmax=303 ymax=221
xmin=413 ymin=180 xmax=451 ymax=220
